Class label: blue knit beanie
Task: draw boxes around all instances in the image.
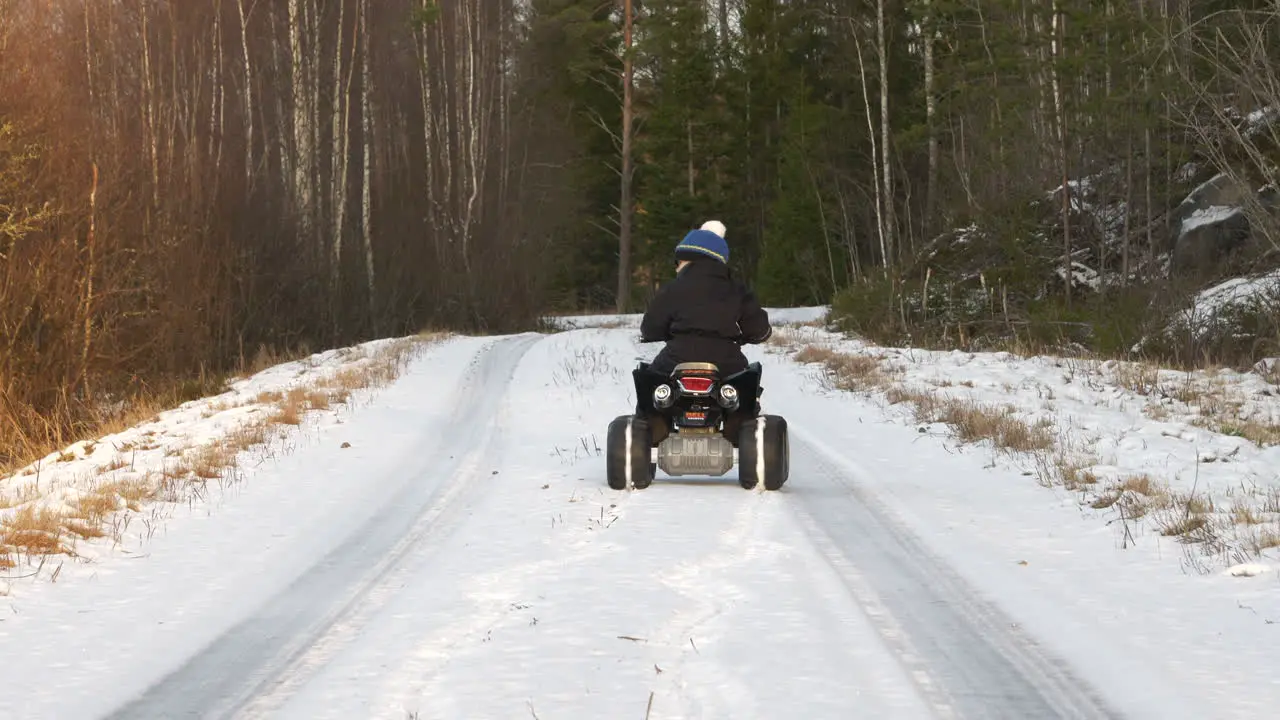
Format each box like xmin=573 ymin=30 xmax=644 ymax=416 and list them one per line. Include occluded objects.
xmin=675 ymin=229 xmax=729 ymax=264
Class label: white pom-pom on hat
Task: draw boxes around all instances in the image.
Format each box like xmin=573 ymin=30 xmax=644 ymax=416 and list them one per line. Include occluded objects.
xmin=700 ymin=220 xmax=726 ymax=238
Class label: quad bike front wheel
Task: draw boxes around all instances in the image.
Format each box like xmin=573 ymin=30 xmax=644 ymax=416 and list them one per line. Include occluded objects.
xmin=607 ymin=415 xmax=653 ymax=490
xmin=737 ymin=415 xmax=789 ymax=491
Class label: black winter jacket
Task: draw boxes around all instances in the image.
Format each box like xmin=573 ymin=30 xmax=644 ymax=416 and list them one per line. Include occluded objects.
xmin=639 ymin=258 xmax=772 ymax=375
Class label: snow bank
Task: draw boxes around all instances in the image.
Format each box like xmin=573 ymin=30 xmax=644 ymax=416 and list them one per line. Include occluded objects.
xmin=769 ymin=324 xmax=1280 ymax=573
xmin=1 ymin=334 xmax=441 ymax=576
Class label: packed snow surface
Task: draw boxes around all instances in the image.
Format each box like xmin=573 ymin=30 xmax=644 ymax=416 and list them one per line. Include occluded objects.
xmin=2 ymin=307 xmax=1278 ymax=719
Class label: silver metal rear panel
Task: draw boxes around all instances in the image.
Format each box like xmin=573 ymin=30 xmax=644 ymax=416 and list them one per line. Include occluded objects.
xmin=657 ymin=434 xmax=735 ymax=476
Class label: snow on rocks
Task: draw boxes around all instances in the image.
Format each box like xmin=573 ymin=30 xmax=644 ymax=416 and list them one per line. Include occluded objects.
xmin=1170 ymin=269 xmax=1280 ymax=342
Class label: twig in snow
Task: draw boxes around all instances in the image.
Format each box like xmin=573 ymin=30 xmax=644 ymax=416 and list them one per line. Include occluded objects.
xmin=1185 ymin=451 xmax=1201 ymax=522
xmin=645 ymin=691 xmax=655 ymax=720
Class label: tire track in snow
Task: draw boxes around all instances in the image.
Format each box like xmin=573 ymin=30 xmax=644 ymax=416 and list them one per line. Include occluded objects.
xmin=643 ymin=493 xmax=781 ymax=718
xmin=785 ymin=425 xmax=1124 ymax=720
xmin=104 ymin=334 xmax=540 ymax=720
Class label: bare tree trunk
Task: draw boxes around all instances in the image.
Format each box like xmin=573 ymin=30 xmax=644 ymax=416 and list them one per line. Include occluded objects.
xmin=310 ymin=0 xmax=322 ymax=229
xmin=211 ymin=2 xmax=225 ymax=180
xmin=289 ymin=0 xmax=314 ymax=247
xmin=498 ymin=2 xmax=512 ymax=234
xmin=851 ymin=23 xmax=887 ymax=272
xmin=141 ymin=2 xmax=159 ymax=206
xmin=1026 ymin=0 xmax=1051 ymax=173
xmin=84 ymin=2 xmax=95 ymax=145
xmin=1123 ymin=134 xmax=1133 ymax=284
xmin=877 ymin=0 xmax=896 ymax=262
xmin=1050 ymin=0 xmax=1072 ymax=304
xmin=270 ymin=4 xmax=289 ymax=196
xmin=331 ymin=0 xmax=354 ymax=295
xmin=924 ymin=0 xmax=938 ymax=236
xmin=415 ymin=2 xmax=441 ymax=258
xmin=459 ymin=0 xmax=481 ymax=277
xmin=616 ymin=0 xmax=634 ymax=313
xmin=360 ymin=0 xmax=376 ymax=319
xmin=237 ymin=0 xmax=255 ymax=189
xmin=80 ymin=163 xmax=99 ymax=398
xmin=971 ymin=6 xmax=1005 ymax=193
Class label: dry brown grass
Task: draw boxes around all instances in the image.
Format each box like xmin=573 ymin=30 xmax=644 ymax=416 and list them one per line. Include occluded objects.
xmin=942 ymin=403 xmax=1054 ymax=452
xmin=227 ymin=419 xmax=270 ymax=450
xmin=271 ymin=387 xmax=309 ymax=425
xmin=1112 ymin=362 xmax=1163 ymax=396
xmin=72 ymin=489 xmax=122 ymax=525
xmin=1160 ymin=512 xmax=1210 ymax=538
xmin=102 ymin=476 xmax=159 ymax=512
xmin=268 ymin=384 xmax=349 ymax=425
xmin=885 ymin=386 xmax=1053 ymax=454
xmin=1119 ymin=473 xmax=1160 ymax=496
xmin=307 ymin=390 xmax=331 ymax=411
xmin=63 ymin=519 xmax=107 ymax=540
xmin=1257 ymin=530 xmax=1280 ymax=550
xmin=884 ymin=384 xmax=937 ymax=413
xmin=794 ymin=344 xmax=892 ymax=392
xmin=1087 ymin=474 xmax=1179 ymax=523
xmin=186 ymin=443 xmax=236 ymax=480
xmin=1231 ymin=500 xmax=1265 ymax=526
xmin=1 ymin=506 xmax=67 ymax=558
xmin=1217 ymin=420 xmax=1280 ymax=447
xmin=1059 ymin=459 xmax=1100 ymax=491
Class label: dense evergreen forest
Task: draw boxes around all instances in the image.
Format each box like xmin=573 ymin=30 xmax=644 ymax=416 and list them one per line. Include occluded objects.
xmin=2 ymin=0 xmax=1279 ymax=464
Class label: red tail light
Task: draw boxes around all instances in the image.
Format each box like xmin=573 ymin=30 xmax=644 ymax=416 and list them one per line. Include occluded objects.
xmin=677 ymin=376 xmax=714 ymax=394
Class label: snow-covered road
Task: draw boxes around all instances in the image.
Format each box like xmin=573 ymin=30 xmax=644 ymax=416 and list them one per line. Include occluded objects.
xmin=3 ymin=320 xmax=1276 ymax=719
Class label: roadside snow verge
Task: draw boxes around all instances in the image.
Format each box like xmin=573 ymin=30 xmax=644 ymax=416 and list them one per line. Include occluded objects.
xmin=768 ymin=323 xmax=1280 ymax=574
xmin=0 ymin=333 xmax=447 ymax=580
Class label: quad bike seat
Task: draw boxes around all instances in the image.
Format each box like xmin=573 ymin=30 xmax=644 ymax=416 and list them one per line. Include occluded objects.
xmin=672 ymin=362 xmax=719 ymax=374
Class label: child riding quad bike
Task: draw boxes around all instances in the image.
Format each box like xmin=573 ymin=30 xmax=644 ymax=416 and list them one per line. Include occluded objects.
xmin=606 ymin=221 xmax=791 ymax=491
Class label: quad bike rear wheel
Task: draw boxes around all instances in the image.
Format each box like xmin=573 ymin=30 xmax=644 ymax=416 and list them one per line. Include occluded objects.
xmin=737 ymin=415 xmax=789 ymax=491
xmin=607 ymin=415 xmax=653 ymax=490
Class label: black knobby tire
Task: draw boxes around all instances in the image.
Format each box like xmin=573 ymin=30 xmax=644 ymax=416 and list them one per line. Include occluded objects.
xmin=737 ymin=415 xmax=790 ymax=491
xmin=606 ymin=415 xmax=653 ymax=490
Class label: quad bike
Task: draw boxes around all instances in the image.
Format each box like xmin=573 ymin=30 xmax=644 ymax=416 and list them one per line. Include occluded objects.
xmin=606 ymin=361 xmax=790 ymax=491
